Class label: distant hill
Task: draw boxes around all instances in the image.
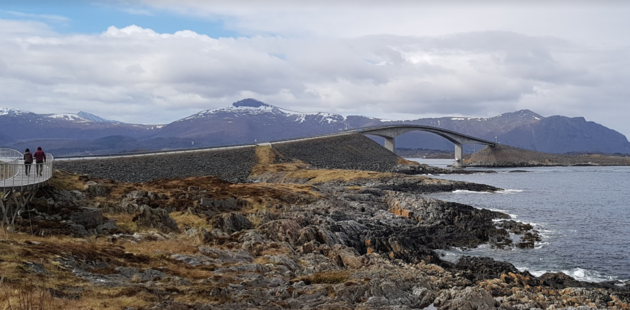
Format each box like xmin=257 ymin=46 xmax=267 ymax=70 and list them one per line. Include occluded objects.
xmin=1 ymin=99 xmax=629 ymax=156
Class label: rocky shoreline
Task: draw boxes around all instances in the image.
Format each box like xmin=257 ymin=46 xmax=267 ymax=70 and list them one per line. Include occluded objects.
xmin=1 ymin=155 xmax=628 ymax=309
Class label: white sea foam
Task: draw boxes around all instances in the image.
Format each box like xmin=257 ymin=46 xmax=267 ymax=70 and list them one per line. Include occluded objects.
xmin=486 ymin=208 xmax=517 ymax=219
xmin=517 ymin=267 xmax=618 ymax=283
xmin=538 ymin=229 xmax=554 ymax=238
xmin=497 ymin=189 xmax=524 ymax=194
xmin=452 ymin=190 xmax=489 ymax=194
xmin=434 ymin=250 xmax=461 ymax=263
xmin=534 ymin=242 xmax=550 ymax=249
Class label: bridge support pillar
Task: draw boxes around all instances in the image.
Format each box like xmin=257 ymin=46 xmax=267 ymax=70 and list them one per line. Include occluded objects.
xmin=453 ymin=142 xmax=463 ymax=168
xmin=384 ymin=137 xmax=396 ymax=152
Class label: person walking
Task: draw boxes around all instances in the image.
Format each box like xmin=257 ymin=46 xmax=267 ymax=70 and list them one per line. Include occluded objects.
xmin=33 ymin=147 xmax=46 ymax=177
xmin=23 ymin=148 xmax=33 ymax=176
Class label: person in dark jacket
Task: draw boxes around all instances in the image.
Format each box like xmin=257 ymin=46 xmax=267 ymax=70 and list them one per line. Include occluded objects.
xmin=23 ymin=148 xmax=33 ymax=176
xmin=33 ymin=147 xmax=46 ymax=177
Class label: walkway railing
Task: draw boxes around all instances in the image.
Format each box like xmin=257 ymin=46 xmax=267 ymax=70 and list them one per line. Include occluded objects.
xmin=0 ymin=148 xmax=54 ymax=191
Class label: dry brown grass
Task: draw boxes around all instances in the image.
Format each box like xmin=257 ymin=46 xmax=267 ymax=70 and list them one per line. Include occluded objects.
xmin=253 ymin=162 xmax=309 ymax=174
xmin=122 ymin=238 xmax=199 ymax=256
xmin=251 ymin=145 xmax=310 ymax=175
xmin=73 ymin=287 xmax=155 ymax=309
xmin=397 ymin=157 xmax=419 ymax=165
xmin=293 ymin=271 xmax=350 ymax=285
xmin=255 ymin=145 xmax=278 ymax=166
xmin=0 ymin=284 xmax=157 ymax=310
xmin=243 ymin=183 xmax=319 ymax=197
xmin=283 ymin=169 xmax=397 ymax=184
xmin=170 ymin=212 xmax=209 ymax=230
xmin=0 ymin=229 xmax=219 ymax=308
xmin=251 ymin=145 xmax=279 ymax=175
xmin=48 ymin=170 xmax=85 ymax=191
xmin=0 ymin=233 xmax=163 ymax=309
xmin=0 ymin=282 xmax=58 ymax=310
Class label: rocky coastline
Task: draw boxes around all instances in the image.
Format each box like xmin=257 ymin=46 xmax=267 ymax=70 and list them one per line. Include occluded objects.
xmin=3 ymin=140 xmax=630 ymax=309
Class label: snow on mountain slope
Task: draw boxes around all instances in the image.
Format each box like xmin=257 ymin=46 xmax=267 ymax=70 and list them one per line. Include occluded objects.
xmin=0 ymin=108 xmax=25 ymax=116
xmin=46 ymin=113 xmax=91 ymax=122
xmin=177 ymin=98 xmax=347 ymax=124
xmin=77 ymin=111 xmax=116 ymax=123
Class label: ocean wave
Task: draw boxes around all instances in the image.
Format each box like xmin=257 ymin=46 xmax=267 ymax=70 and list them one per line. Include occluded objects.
xmin=517 ymin=267 xmax=619 ymax=283
xmin=537 ymin=229 xmax=554 ymax=238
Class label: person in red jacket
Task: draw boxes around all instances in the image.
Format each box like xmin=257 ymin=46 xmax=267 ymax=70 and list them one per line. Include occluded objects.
xmin=23 ymin=148 xmax=33 ymax=176
xmin=33 ymin=146 xmax=46 ymax=177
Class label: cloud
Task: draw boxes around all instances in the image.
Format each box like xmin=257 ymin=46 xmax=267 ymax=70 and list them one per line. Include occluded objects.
xmin=131 ymin=0 xmax=630 ymax=44
xmin=0 ymin=19 xmax=55 ymax=36
xmin=1 ymin=19 xmax=629 ymax=136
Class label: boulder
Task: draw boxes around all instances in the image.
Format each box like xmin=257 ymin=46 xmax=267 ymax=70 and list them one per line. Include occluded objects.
xmin=455 ymin=256 xmax=519 ymax=281
xmin=539 ymin=272 xmax=584 ymax=289
xmin=200 ymin=197 xmax=247 ymax=210
xmin=85 ymin=181 xmax=109 ymax=197
xmin=53 ymin=190 xmax=86 ymax=205
xmin=126 ymin=191 xmax=147 ymax=199
xmin=434 ymin=286 xmax=498 ymax=310
xmin=68 ymin=207 xmax=103 ymax=228
xmin=132 ymin=205 xmax=179 ymax=233
xmin=95 ymin=220 xmax=117 ymax=234
xmin=247 ymin=209 xmax=278 ymax=226
xmin=329 ymin=244 xmax=363 ymax=269
xmin=68 ymin=223 xmax=88 ymax=236
xmin=209 ymin=212 xmax=253 ymax=233
xmin=259 ymin=219 xmax=302 ymax=244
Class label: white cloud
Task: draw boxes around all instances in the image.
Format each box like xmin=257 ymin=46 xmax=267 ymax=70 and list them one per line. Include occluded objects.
xmin=132 ymin=0 xmax=630 ymax=44
xmin=1 ymin=11 xmax=630 ymax=137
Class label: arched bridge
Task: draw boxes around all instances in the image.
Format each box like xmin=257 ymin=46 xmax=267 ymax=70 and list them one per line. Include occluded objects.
xmin=357 ymin=125 xmax=496 ymax=166
xmin=50 ymin=125 xmax=494 ymax=168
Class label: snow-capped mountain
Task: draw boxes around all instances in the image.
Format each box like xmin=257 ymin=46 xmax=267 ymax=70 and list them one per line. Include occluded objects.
xmin=176 ymin=98 xmax=346 ymax=125
xmin=152 ymin=99 xmax=351 ymax=144
xmin=1 ymin=99 xmax=629 ymax=155
xmin=0 ymin=109 xmax=157 ymax=142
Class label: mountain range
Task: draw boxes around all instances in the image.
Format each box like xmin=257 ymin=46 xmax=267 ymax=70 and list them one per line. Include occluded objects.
xmin=1 ymin=99 xmax=629 ymax=156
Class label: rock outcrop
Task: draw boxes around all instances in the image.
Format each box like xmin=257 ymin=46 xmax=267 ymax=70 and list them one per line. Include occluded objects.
xmin=132 ymin=205 xmax=179 ymax=233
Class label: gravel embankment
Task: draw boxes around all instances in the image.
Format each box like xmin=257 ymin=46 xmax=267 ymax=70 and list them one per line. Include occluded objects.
xmin=56 ymin=134 xmax=403 ymax=182
xmin=273 ymin=134 xmax=400 ymax=172
xmin=55 ymin=147 xmax=258 ymax=183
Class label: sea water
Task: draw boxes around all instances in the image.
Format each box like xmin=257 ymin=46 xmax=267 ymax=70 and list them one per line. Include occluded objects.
xmin=408 ymin=158 xmax=630 ymax=282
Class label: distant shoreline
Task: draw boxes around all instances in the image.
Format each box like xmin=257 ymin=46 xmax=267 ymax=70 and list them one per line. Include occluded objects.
xmin=464 ymin=145 xmax=630 ymax=167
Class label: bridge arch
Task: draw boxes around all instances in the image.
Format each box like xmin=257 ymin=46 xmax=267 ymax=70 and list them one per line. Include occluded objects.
xmin=357 ymin=125 xmax=496 ymax=167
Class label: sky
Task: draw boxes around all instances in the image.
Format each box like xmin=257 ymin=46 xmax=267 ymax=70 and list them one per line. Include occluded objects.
xmin=1 ymin=1 xmax=629 ymax=137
